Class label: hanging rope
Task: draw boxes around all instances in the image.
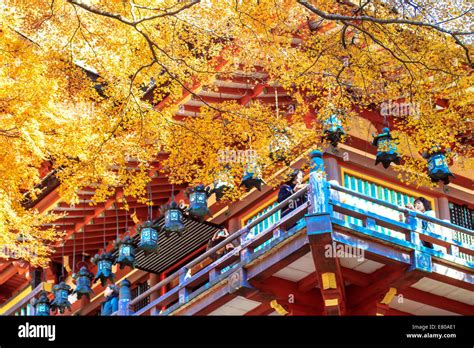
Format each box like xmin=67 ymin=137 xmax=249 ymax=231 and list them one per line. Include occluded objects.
xmin=274 ymin=86 xmax=279 ymax=118
xmin=61 ymin=242 xmax=65 ymax=281
xmin=327 ymin=88 xmax=334 ymax=121
xmin=103 ymin=203 xmax=106 ymax=250
xmin=125 ymin=200 xmax=129 ymax=235
xmin=72 ymin=236 xmax=76 ymax=274
xmin=82 ymin=202 xmax=85 ymax=262
xmin=115 ymin=193 xmax=119 ymax=240
xmin=383 ymin=113 xmax=390 ymax=128
xmin=147 ymin=181 xmax=153 ymax=220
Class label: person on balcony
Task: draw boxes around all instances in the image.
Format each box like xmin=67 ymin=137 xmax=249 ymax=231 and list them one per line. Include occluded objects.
xmin=101 ymin=284 xmax=119 ymax=316
xmin=401 ymin=197 xmax=435 ymax=249
xmin=206 ymin=228 xmax=235 ymax=261
xmin=277 ymin=169 xmax=308 ymax=233
xmin=278 ymin=169 xmax=307 ymax=219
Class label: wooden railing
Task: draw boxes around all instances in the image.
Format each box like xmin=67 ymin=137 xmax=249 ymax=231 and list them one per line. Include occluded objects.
xmin=125 ymin=186 xmax=310 ymax=315
xmin=123 ymin=180 xmax=473 ymax=316
xmin=0 ymin=283 xmax=45 ymax=316
xmin=7 ymin=177 xmax=472 ymax=316
xmin=329 ymin=183 xmax=474 ymax=267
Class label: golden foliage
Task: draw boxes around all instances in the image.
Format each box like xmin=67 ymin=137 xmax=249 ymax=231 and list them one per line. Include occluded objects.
xmin=0 ymin=0 xmax=472 ymax=264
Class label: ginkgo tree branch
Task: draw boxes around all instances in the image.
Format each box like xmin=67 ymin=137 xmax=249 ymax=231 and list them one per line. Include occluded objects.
xmin=297 ymin=0 xmax=473 ymax=66
xmin=68 ymin=1 xmax=226 ymax=76
xmin=65 ymin=2 xmax=282 ymax=132
xmin=297 ymin=0 xmax=473 ymax=35
xmin=0 ymin=129 xmax=20 ymax=138
xmin=66 ymin=0 xmax=200 ymax=26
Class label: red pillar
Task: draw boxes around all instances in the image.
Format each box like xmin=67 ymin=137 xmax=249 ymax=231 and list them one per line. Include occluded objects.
xmin=149 ymin=273 xmax=160 ymax=315
xmin=437 ymin=196 xmax=451 ymax=221
xmin=324 ymin=156 xmax=341 ymax=184
xmin=227 ymin=216 xmax=241 ymax=234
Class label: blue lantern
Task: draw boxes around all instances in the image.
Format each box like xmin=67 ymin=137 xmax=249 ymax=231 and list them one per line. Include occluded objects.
xmin=162 ymin=201 xmax=186 ymax=238
xmin=188 ymin=185 xmax=211 ymax=219
xmin=372 ymin=127 xmax=400 ymax=168
xmin=323 ymin=111 xmax=345 ymax=147
xmin=51 ymin=281 xmax=72 ymax=314
xmin=91 ymin=252 xmax=115 ymax=287
xmin=33 ymin=291 xmax=51 ymax=316
xmin=240 ymin=164 xmax=266 ymax=191
xmin=72 ymin=265 xmax=94 ymax=300
xmin=139 ymin=220 xmax=159 ymax=255
xmin=115 ymin=236 xmax=136 ymax=269
xmin=424 ymin=148 xmax=454 ymax=185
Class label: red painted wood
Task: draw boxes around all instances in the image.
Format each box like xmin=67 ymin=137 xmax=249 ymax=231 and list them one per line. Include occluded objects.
xmin=401 ymin=287 xmax=474 ymax=315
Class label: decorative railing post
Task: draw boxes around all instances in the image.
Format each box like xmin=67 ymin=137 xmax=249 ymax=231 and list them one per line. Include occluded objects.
xmin=305 ymin=150 xmax=333 ymax=260
xmin=240 ymin=227 xmax=251 ymax=262
xmin=118 ymin=279 xmax=132 ymax=315
xmin=178 ymin=268 xmax=189 ymax=304
xmin=307 ymin=150 xmax=329 ymax=215
xmin=407 ymin=210 xmax=421 ymax=248
xmin=305 ymin=150 xmax=345 ymax=315
xmin=29 ymin=298 xmax=36 ymax=316
xmin=406 ymin=211 xmax=433 ymax=274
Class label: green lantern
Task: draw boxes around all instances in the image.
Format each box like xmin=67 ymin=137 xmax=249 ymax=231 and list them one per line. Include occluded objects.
xmin=162 ymin=201 xmax=186 ymax=238
xmin=33 ymin=291 xmax=51 ymax=316
xmin=72 ymin=265 xmax=94 ymax=300
xmin=212 ymin=168 xmax=234 ymax=201
xmin=51 ymin=281 xmax=72 ymax=314
xmin=269 ymin=128 xmax=291 ymax=162
xmin=372 ymin=127 xmax=401 ymax=168
xmin=91 ymin=252 xmax=115 ymax=287
xmin=114 ymin=235 xmax=136 ymax=269
xmin=187 ymin=184 xmax=211 ymax=219
xmin=423 ymin=147 xmax=455 ymax=185
xmin=323 ymin=111 xmax=345 ymax=147
xmin=240 ymin=163 xmax=266 ymax=191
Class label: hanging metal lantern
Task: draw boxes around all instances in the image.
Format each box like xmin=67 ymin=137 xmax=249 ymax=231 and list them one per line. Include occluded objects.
xmin=372 ymin=127 xmax=400 ymax=168
xmin=138 ymin=220 xmax=159 ymax=254
xmin=187 ymin=184 xmax=211 ymax=219
xmin=424 ymin=148 xmax=454 ymax=185
xmin=51 ymin=281 xmax=72 ymax=314
xmin=269 ymin=129 xmax=291 ymax=162
xmin=323 ymin=111 xmax=345 ymax=147
xmin=212 ymin=169 xmax=234 ymax=201
xmin=162 ymin=201 xmax=186 ymax=238
xmin=72 ymin=265 xmax=94 ymax=300
xmin=91 ymin=252 xmax=115 ymax=287
xmin=240 ymin=164 xmax=266 ymax=191
xmin=114 ymin=236 xmax=136 ymax=269
xmin=33 ymin=291 xmax=51 ymax=316
xmin=213 ymin=180 xmax=233 ymax=201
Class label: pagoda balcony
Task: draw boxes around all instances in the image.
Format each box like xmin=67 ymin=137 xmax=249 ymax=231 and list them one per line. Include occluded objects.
xmin=121 ymin=160 xmax=473 ymax=316
xmin=0 ymin=282 xmax=52 ymax=316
